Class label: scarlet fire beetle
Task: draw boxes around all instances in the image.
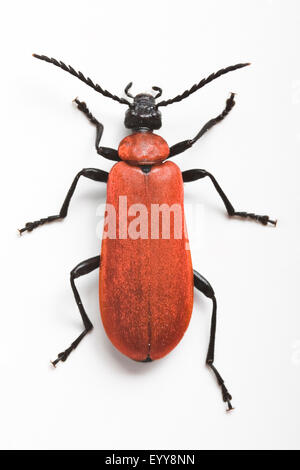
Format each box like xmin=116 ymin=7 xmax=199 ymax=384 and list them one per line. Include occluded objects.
xmin=20 ymin=55 xmax=276 ymax=411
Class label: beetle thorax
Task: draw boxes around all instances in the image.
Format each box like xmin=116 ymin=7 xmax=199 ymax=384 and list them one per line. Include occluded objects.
xmin=118 ymin=132 xmax=170 ymax=165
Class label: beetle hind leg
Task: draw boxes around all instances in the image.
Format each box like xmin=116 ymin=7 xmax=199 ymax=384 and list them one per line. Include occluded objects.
xmin=51 ymin=255 xmax=100 ymax=367
xmin=194 ymin=269 xmax=234 ymax=412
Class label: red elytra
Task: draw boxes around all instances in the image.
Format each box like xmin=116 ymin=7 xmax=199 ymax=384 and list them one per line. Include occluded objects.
xmin=118 ymin=132 xmax=170 ymax=165
xmin=100 ymin=160 xmax=194 ymax=361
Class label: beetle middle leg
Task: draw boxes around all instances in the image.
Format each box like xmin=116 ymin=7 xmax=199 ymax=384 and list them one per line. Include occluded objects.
xmin=19 ymin=168 xmax=108 ymax=234
xmin=51 ymin=255 xmax=100 ymax=367
xmin=193 ymin=269 xmax=233 ymax=411
xmin=183 ymin=169 xmax=277 ymax=226
xmin=74 ymin=98 xmax=120 ymax=162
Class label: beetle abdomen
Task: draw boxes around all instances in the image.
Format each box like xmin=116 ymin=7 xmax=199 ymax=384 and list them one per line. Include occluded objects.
xmin=99 ymin=161 xmax=193 ymax=361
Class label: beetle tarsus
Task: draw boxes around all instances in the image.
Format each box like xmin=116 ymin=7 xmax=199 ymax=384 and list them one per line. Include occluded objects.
xmin=209 ymin=362 xmax=234 ymax=412
xmin=51 ymin=344 xmax=75 ymax=367
xmin=18 ymin=222 xmax=35 ymax=234
xmin=73 ymin=97 xmax=86 ymax=110
xmin=73 ymin=97 xmax=99 ymax=126
xmin=51 ymin=348 xmax=73 ymax=367
xmin=18 ymin=215 xmax=62 ymax=234
xmin=221 ymin=383 xmax=233 ymax=405
xmin=233 ymin=212 xmax=277 ymax=226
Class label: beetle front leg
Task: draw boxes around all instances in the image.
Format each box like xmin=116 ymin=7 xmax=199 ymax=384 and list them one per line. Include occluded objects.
xmin=168 ymin=93 xmax=236 ymax=158
xmin=18 ymin=168 xmax=108 ymax=234
xmin=74 ymin=98 xmax=120 ymax=162
xmin=193 ymin=269 xmax=233 ymax=412
xmin=183 ymin=169 xmax=277 ymax=226
xmin=51 ymin=255 xmax=100 ymax=367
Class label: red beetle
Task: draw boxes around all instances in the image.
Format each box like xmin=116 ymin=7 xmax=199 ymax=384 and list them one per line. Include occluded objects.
xmin=19 ymin=55 xmax=276 ymax=411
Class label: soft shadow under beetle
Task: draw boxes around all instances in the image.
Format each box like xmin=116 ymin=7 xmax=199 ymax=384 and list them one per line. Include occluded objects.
xmin=19 ymin=54 xmax=277 ymax=411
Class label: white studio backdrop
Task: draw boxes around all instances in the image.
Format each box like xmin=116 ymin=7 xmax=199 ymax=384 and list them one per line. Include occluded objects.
xmin=0 ymin=0 xmax=299 ymax=450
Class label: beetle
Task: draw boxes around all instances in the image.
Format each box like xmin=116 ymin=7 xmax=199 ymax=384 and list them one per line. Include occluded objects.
xmin=20 ymin=54 xmax=276 ymax=411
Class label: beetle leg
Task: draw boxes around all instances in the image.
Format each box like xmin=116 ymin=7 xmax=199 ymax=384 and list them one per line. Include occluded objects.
xmin=193 ymin=270 xmax=234 ymax=412
xmin=18 ymin=168 xmax=108 ymax=234
xmin=183 ymin=169 xmax=277 ymax=226
xmin=74 ymin=98 xmax=120 ymax=162
xmin=51 ymin=255 xmax=100 ymax=367
xmin=168 ymin=93 xmax=236 ymax=158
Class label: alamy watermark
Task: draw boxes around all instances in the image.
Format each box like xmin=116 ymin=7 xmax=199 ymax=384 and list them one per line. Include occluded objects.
xmin=95 ymin=196 xmax=205 ymax=251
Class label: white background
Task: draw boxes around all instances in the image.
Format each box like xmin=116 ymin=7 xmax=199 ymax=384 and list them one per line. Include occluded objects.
xmin=1 ymin=0 xmax=299 ymax=450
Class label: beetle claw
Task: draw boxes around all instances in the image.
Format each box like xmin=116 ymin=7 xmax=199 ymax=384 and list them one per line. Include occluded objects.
xmin=268 ymin=218 xmax=277 ymax=226
xmin=18 ymin=227 xmax=27 ymax=235
xmin=226 ymin=401 xmax=234 ymax=412
xmin=50 ymin=356 xmax=62 ymax=367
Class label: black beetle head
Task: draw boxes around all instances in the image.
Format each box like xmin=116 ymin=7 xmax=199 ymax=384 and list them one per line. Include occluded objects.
xmin=124 ymin=92 xmax=162 ymax=131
